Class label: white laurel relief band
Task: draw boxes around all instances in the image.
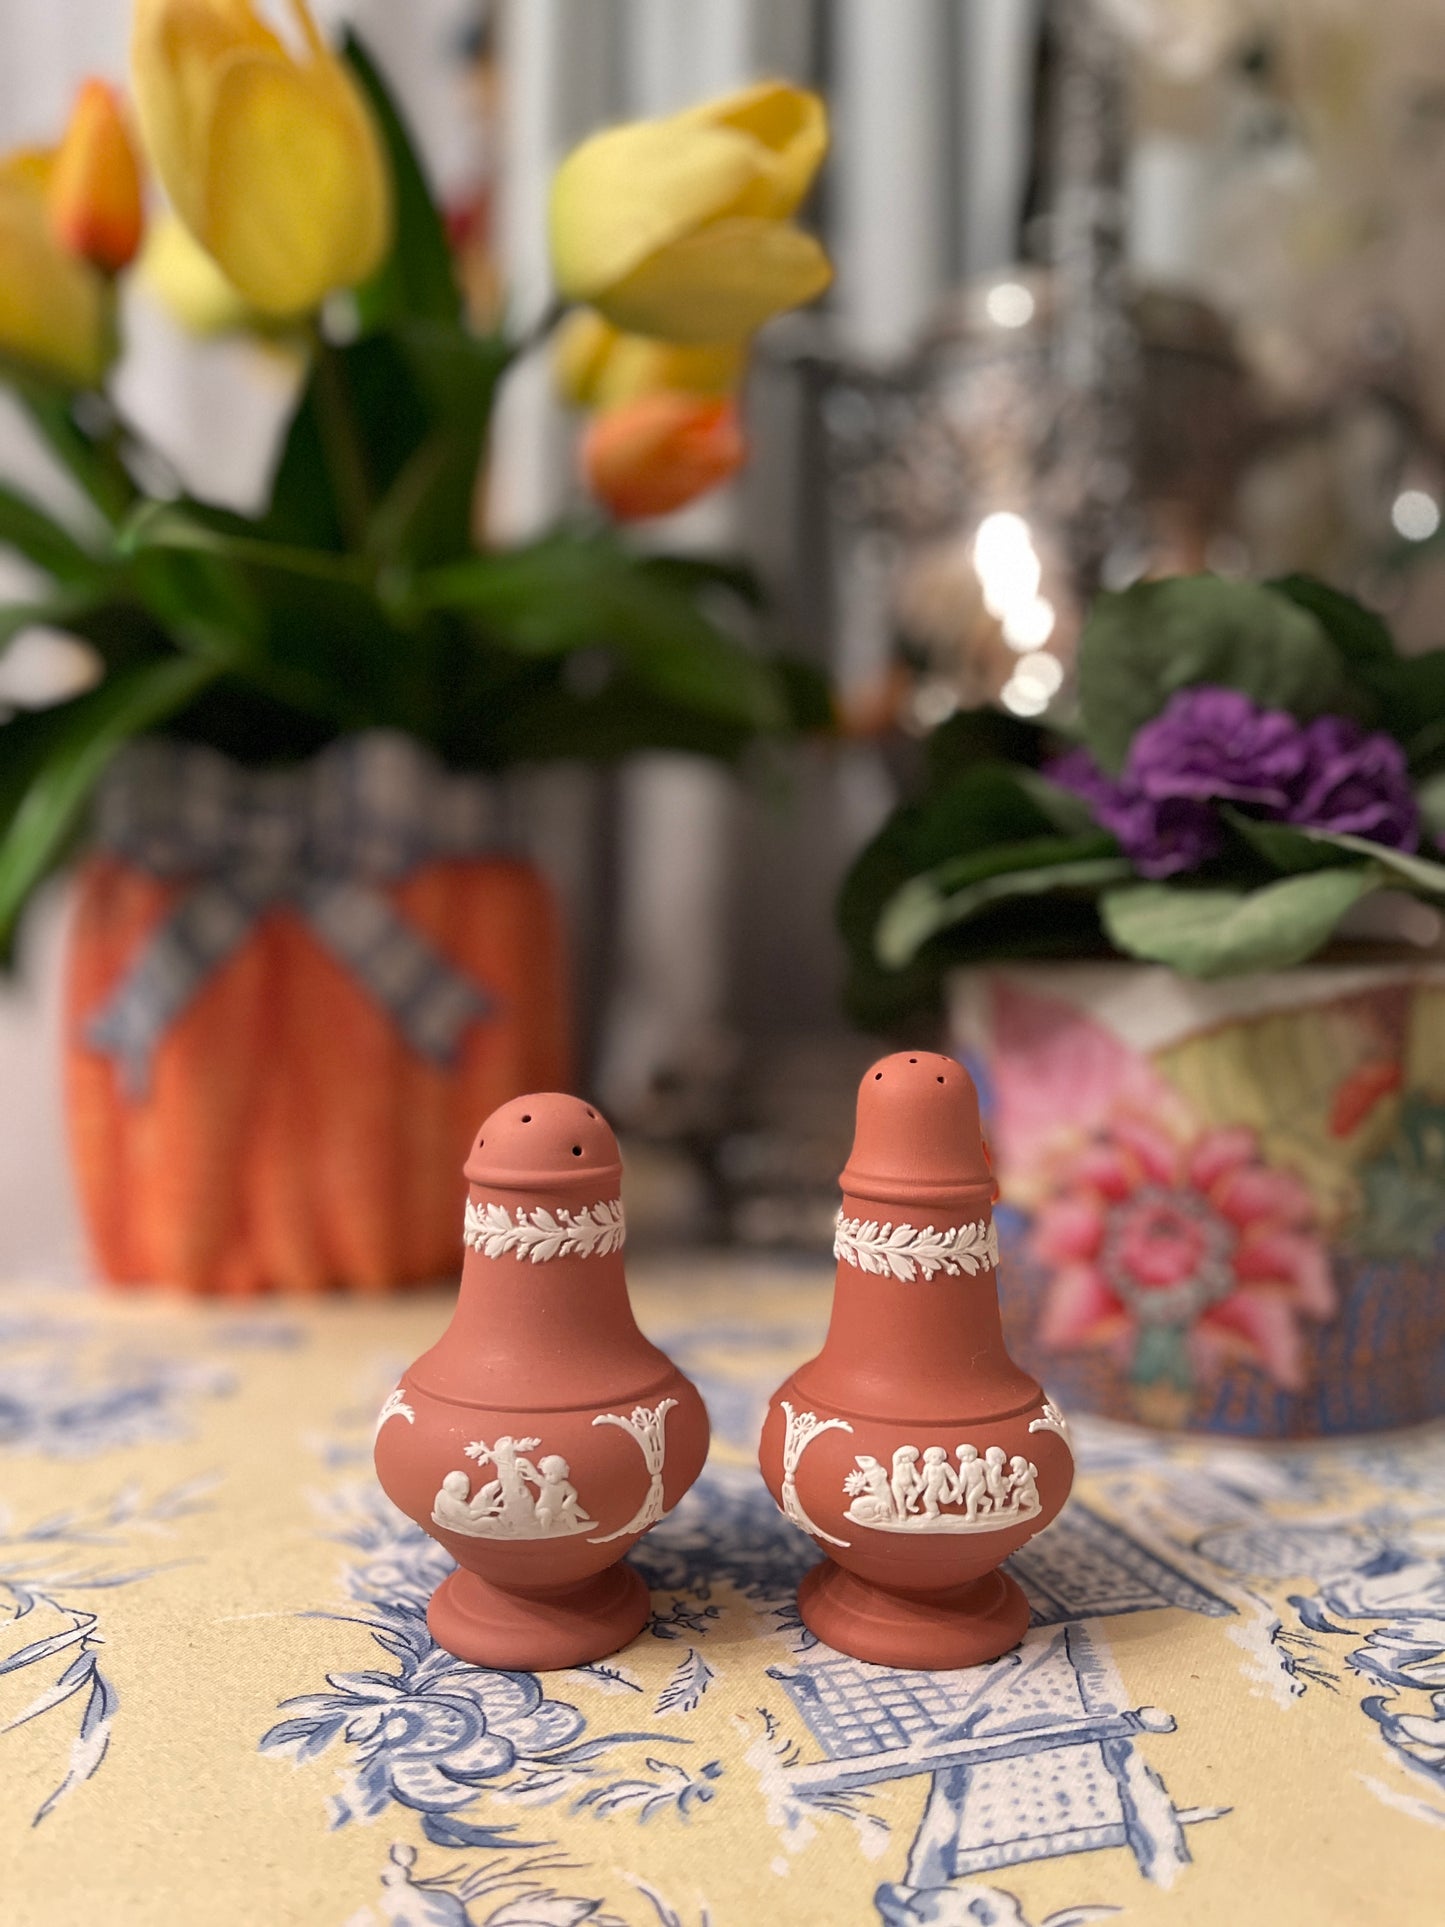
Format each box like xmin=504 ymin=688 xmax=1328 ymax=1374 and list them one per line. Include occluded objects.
xmin=463 ymin=1197 xmax=625 ymax=1263
xmin=833 ymin=1209 xmax=999 ymax=1282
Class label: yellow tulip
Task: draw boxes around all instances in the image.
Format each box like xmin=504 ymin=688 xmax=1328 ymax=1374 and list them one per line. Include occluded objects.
xmin=554 ymin=309 xmax=745 ymax=410
xmin=139 ymin=210 xmax=254 ymax=335
xmin=131 ymin=0 xmax=392 ymax=318
xmin=48 ymin=79 xmax=145 ymax=274
xmin=0 ymin=151 xmax=111 ymax=385
xmin=549 ymin=80 xmax=831 ymax=343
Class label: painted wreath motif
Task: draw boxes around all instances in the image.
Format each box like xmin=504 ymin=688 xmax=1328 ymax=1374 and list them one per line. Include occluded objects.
xmin=462 ymin=1198 xmax=625 ymax=1263
xmin=834 ymin=1211 xmax=999 ymax=1281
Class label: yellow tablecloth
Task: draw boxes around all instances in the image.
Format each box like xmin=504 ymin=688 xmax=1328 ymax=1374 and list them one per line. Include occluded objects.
xmin=2 ymin=1262 xmax=1441 ymax=1926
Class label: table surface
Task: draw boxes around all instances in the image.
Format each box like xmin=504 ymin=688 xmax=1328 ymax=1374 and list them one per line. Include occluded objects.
xmin=2 ymin=1259 xmax=1441 ymax=1927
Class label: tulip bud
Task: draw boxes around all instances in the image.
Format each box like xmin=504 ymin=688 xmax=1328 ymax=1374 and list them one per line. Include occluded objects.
xmin=555 ymin=308 xmax=745 ymax=412
xmin=48 ymin=80 xmax=145 ymax=274
xmin=550 ymin=81 xmax=831 ymax=343
xmin=0 ymin=153 xmax=111 ymax=386
xmin=580 ymin=393 xmax=746 ymax=522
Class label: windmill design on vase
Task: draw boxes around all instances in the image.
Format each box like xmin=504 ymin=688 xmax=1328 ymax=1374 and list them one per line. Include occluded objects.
xmin=844 ymin=1442 xmax=1040 ymax=1533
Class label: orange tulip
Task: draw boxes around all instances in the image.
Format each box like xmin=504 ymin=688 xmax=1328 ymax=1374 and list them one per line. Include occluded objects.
xmin=580 ymin=393 xmax=746 ymax=521
xmin=48 ymin=80 xmax=144 ymax=273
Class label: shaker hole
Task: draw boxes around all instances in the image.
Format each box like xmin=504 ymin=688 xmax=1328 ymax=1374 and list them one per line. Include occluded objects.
xmin=874 ymin=1071 xmax=883 ymax=1080
xmin=936 ymin=1076 xmax=945 ymax=1084
xmin=909 ymin=1057 xmax=918 ymax=1064
xmin=521 ymin=1114 xmax=532 ymax=1123
xmin=571 ymin=1145 xmax=583 ymax=1156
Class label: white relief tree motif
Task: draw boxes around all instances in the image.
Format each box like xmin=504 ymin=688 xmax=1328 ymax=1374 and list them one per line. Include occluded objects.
xmin=833 ymin=1211 xmax=1000 ymax=1282
xmin=589 ymin=1399 xmax=678 ymax=1543
xmin=777 ymin=1400 xmax=853 ymax=1548
xmin=843 ymin=1441 xmax=1041 ymax=1535
xmin=374 ymin=1387 xmax=415 ymax=1437
xmin=462 ymin=1197 xmax=625 ymax=1263
xmin=430 ymin=1434 xmax=596 ymax=1540
xmin=1029 ymin=1400 xmax=1073 ymax=1448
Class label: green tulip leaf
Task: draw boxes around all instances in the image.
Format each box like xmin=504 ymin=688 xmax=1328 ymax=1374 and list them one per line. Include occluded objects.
xmin=0 ymin=654 xmax=219 ymax=954
xmin=0 ymin=484 xmax=106 ymax=587
xmin=1099 ymin=866 xmax=1378 ymax=978
xmin=344 ymin=31 xmax=463 ymax=331
xmin=1078 ymin=575 xmax=1355 ymax=773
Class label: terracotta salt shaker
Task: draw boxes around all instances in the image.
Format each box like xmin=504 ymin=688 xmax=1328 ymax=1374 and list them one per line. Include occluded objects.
xmin=759 ymin=1051 xmax=1073 ymax=1669
xmin=375 ymin=1093 xmax=708 ymax=1670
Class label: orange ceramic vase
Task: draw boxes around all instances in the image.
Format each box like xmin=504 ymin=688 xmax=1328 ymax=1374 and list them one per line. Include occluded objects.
xmin=64 ymin=853 xmax=569 ymax=1295
xmin=759 ymin=1051 xmax=1074 ymax=1669
xmin=374 ymin=1091 xmax=710 ymax=1670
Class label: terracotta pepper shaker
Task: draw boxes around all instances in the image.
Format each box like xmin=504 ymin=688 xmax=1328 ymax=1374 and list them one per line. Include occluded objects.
xmin=375 ymin=1092 xmax=709 ymax=1670
xmin=759 ymin=1051 xmax=1073 ymax=1669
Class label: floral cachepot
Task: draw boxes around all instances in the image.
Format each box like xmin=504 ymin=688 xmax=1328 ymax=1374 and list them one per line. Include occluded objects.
xmin=951 ymin=961 xmax=1445 ymax=1436
xmin=64 ymin=733 xmax=570 ymax=1295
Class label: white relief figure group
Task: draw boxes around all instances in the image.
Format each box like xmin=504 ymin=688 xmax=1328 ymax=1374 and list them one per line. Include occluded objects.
xmin=843 ymin=1441 xmax=1040 ymax=1533
xmin=431 ymin=1434 xmax=596 ymax=1540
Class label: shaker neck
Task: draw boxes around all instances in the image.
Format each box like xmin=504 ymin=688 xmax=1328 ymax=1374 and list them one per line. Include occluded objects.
xmin=409 ymin=1186 xmax=670 ymax=1410
xmin=796 ymin=1188 xmax=1039 ymax=1424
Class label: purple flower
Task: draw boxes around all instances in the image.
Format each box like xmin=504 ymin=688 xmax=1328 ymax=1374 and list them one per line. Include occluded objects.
xmin=1288 ymin=716 xmax=1420 ymax=852
xmin=1044 ymin=747 xmax=1222 ymax=878
xmin=1128 ymin=688 xmax=1308 ymax=807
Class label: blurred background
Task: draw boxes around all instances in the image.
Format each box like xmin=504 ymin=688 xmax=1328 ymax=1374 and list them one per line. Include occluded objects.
xmin=5 ymin=0 xmax=1445 ymax=1280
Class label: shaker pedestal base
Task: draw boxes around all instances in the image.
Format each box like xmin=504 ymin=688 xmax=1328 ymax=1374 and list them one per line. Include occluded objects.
xmin=428 ymin=1562 xmax=650 ymax=1671
xmin=798 ymin=1559 xmax=1030 ymax=1671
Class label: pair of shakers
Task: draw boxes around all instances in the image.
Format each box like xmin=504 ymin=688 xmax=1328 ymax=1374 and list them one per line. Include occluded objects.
xmin=374 ymin=1053 xmax=1073 ymax=1673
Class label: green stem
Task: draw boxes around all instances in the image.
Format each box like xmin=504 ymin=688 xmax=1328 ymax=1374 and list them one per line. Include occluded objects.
xmin=307 ymin=326 xmax=373 ymax=551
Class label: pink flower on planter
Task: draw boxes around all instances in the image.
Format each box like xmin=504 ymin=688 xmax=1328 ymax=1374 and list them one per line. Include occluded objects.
xmin=1034 ymin=1115 xmax=1335 ymax=1392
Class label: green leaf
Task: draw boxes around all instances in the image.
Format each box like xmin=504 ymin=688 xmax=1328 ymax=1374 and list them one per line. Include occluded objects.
xmin=9 ymin=379 xmax=137 ymax=525
xmin=412 ymin=536 xmax=790 ymax=732
xmin=344 ymin=30 xmax=463 ymax=331
xmin=1418 ymin=771 xmax=1445 ymax=838
xmin=1099 ymin=867 xmax=1377 ymax=978
xmin=637 ymin=553 xmax=766 ymax=609
xmin=265 ymin=331 xmax=432 ymax=550
xmin=837 ymin=764 xmax=1063 ymax=1027
xmin=1295 ymin=829 xmax=1445 ymax=898
xmin=0 ymin=655 xmax=219 ymax=949
xmin=1268 ymin=574 xmax=1397 ymax=667
xmin=365 ymin=326 xmax=510 ymax=567
xmin=0 ymin=485 xmax=105 ymax=587
xmin=1078 ymin=575 xmax=1355 ymax=773
xmin=1390 ymin=653 xmax=1445 ymax=770
xmin=923 ymin=707 xmax=1048 ymax=789
xmin=1226 ymin=805 xmax=1445 ymax=898
xmin=1221 ymin=807 xmax=1344 ymax=874
xmin=876 ymin=835 xmax=1130 ymax=968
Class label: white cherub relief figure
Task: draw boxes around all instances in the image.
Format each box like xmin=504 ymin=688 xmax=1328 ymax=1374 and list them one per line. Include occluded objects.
xmin=890 ymin=1444 xmax=922 ymax=1519
xmin=983 ymin=1445 xmax=1011 ymax=1512
xmin=1008 ymin=1454 xmax=1039 ymax=1515
xmin=534 ymin=1454 xmax=593 ymax=1532
xmin=844 ymin=1454 xmax=896 ymax=1523
xmin=955 ymin=1443 xmax=988 ymax=1521
xmin=918 ymin=1444 xmax=955 ymax=1519
xmin=467 ymin=1435 xmax=543 ymax=1529
xmin=432 ymin=1469 xmax=481 ymax=1534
